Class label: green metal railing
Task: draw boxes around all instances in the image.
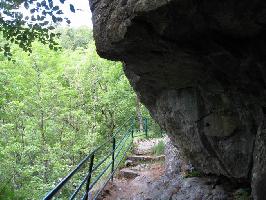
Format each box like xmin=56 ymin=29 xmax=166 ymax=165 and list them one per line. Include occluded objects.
xmin=43 ymin=116 xmax=150 ymax=200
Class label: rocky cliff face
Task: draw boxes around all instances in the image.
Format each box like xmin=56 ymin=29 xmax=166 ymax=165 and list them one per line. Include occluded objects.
xmin=89 ymin=0 xmax=266 ymax=199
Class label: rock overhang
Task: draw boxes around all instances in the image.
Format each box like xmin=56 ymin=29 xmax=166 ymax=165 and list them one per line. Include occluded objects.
xmin=89 ymin=0 xmax=266 ymax=199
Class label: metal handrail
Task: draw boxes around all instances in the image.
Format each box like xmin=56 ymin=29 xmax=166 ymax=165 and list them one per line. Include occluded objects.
xmin=69 ymin=151 xmax=113 ymax=200
xmin=92 ymin=138 xmax=133 ymax=200
xmin=114 ymin=131 xmax=132 ymax=159
xmin=112 ymin=116 xmax=134 ymax=137
xmin=43 ymin=116 xmax=147 ymax=200
xmin=43 ymin=151 xmax=95 ymax=200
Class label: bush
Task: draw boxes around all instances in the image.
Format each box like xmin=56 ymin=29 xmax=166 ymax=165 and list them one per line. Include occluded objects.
xmin=0 ymin=182 xmax=26 ymax=200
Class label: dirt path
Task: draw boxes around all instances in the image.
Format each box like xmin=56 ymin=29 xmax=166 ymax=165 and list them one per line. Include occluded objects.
xmin=101 ymin=162 xmax=164 ymax=200
xmin=97 ymin=137 xmax=231 ymax=200
xmin=99 ymin=138 xmax=165 ymax=200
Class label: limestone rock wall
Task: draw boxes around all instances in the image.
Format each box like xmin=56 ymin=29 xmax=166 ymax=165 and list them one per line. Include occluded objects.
xmin=89 ymin=0 xmax=266 ymax=198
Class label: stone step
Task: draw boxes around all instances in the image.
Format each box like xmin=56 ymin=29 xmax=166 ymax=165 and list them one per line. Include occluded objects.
xmin=119 ymin=168 xmax=140 ymax=179
xmin=127 ymin=155 xmax=165 ymax=163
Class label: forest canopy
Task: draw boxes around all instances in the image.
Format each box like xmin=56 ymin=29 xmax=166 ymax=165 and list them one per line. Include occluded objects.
xmin=0 ymin=26 xmax=159 ymax=199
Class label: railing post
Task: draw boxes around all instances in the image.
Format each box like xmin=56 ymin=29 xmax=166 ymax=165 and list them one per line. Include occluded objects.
xmin=131 ymin=117 xmax=134 ymax=138
xmin=111 ymin=137 xmax=116 ymax=181
xmin=144 ymin=118 xmax=148 ymax=138
xmin=85 ymin=153 xmax=94 ymax=200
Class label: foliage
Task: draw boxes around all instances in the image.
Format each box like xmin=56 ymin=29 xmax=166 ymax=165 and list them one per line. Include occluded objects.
xmin=57 ymin=27 xmax=93 ymax=50
xmin=0 ymin=182 xmax=26 ymax=200
xmin=0 ymin=26 xmax=151 ymax=199
xmin=0 ymin=0 xmax=76 ymax=59
xmin=184 ymin=170 xmax=201 ymax=178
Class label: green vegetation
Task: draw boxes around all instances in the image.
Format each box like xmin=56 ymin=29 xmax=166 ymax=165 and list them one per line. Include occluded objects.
xmin=233 ymin=188 xmax=251 ymax=200
xmin=0 ymin=0 xmax=76 ymax=59
xmin=0 ymin=27 xmax=159 ymax=199
xmin=184 ymin=170 xmax=201 ymax=178
xmin=152 ymin=140 xmax=165 ymax=156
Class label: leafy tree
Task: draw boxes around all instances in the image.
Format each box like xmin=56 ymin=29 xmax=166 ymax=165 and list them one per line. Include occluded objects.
xmin=0 ymin=26 xmax=161 ymax=199
xmin=0 ymin=27 xmax=139 ymax=199
xmin=57 ymin=26 xmax=93 ymax=50
xmin=0 ymin=0 xmax=76 ymax=59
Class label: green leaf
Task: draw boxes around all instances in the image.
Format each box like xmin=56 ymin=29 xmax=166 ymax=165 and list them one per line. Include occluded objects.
xmin=69 ymin=4 xmax=75 ymax=13
xmin=24 ymin=2 xmax=29 ymax=9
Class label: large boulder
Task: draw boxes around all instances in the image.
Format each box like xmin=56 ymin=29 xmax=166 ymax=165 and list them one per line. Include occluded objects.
xmin=89 ymin=0 xmax=266 ymax=198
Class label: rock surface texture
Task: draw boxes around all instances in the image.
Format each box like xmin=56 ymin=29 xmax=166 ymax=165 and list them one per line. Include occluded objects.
xmin=89 ymin=0 xmax=266 ymax=199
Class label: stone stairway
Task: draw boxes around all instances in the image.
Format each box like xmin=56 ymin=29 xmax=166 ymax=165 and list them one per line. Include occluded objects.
xmin=98 ymin=137 xmax=233 ymax=200
xmin=98 ymin=138 xmax=165 ymax=200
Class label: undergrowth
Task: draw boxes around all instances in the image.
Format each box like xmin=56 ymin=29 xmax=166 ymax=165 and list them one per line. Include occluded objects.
xmin=152 ymin=140 xmax=165 ymax=156
xmin=184 ymin=170 xmax=202 ymax=178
